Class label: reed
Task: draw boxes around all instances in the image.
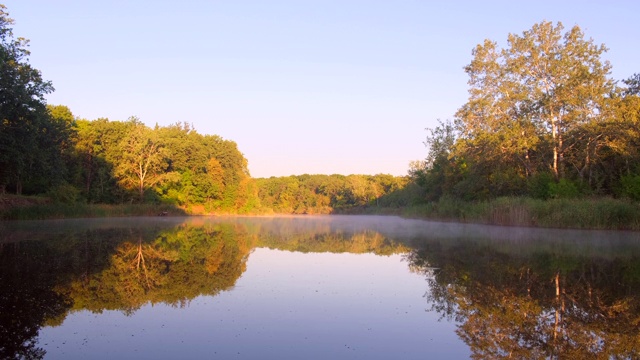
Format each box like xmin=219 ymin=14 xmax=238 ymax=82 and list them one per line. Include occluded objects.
xmin=402 ymin=196 xmax=640 ymax=230
xmin=2 ymin=195 xmax=639 ymax=231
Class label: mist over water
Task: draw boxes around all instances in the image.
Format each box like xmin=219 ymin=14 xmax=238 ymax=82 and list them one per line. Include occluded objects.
xmin=1 ymin=215 xmax=639 ymax=359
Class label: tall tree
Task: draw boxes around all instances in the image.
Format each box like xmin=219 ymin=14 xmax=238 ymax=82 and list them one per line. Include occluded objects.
xmin=113 ymin=118 xmax=168 ymax=202
xmin=0 ymin=5 xmax=58 ymax=194
xmin=456 ymin=21 xmax=614 ymax=180
xmin=73 ymin=118 xmax=130 ymax=203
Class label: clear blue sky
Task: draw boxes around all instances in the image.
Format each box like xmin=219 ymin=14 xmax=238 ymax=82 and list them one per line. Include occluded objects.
xmin=5 ymin=1 xmax=639 ymax=178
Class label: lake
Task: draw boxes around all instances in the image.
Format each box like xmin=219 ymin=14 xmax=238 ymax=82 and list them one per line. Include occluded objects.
xmin=1 ymin=215 xmax=639 ymax=359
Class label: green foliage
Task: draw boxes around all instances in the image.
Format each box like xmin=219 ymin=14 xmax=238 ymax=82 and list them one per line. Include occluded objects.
xmin=255 ymin=174 xmax=413 ymax=214
xmin=49 ymin=117 xmax=255 ymax=212
xmin=0 ymin=6 xmax=257 ymax=213
xmin=0 ymin=5 xmax=71 ymax=195
xmin=412 ymin=21 xmax=639 ymax=202
xmin=618 ymin=174 xmax=640 ymax=200
xmin=402 ymin=196 xmax=640 ymax=230
xmin=0 ymin=203 xmax=185 ymax=220
xmin=548 ymin=178 xmax=580 ymax=199
xmin=527 ymin=172 xmax=555 ymax=199
xmin=622 ymin=73 xmax=640 ymax=96
xmin=46 ymin=183 xmax=82 ymax=204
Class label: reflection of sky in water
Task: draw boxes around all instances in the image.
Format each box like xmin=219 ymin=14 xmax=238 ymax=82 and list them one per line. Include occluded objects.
xmin=38 ymin=249 xmax=468 ymax=359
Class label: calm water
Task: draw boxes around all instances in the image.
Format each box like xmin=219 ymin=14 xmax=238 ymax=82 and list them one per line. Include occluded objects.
xmin=1 ymin=215 xmax=639 ymax=359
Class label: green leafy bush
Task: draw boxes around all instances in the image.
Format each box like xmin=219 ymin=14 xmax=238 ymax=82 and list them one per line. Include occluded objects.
xmin=549 ymin=179 xmax=580 ymax=199
xmin=527 ymin=172 xmax=555 ymax=199
xmin=618 ymin=174 xmax=640 ymax=200
xmin=46 ymin=183 xmax=82 ymax=204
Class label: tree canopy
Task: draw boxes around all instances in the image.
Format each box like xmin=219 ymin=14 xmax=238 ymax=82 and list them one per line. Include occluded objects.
xmin=413 ymin=21 xmax=640 ymax=201
xmin=3 ymin=4 xmax=640 ymax=213
xmin=0 ymin=5 xmax=70 ymax=195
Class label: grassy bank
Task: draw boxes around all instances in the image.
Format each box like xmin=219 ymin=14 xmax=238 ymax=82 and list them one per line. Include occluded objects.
xmin=400 ymin=196 xmax=640 ymax=230
xmin=2 ymin=194 xmax=639 ymax=231
xmin=0 ymin=201 xmax=186 ymax=220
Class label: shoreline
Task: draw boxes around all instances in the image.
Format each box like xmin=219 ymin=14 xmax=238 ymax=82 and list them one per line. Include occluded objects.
xmin=1 ymin=195 xmax=639 ymax=231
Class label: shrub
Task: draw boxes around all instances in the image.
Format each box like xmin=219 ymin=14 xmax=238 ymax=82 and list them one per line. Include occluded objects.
xmin=549 ymin=179 xmax=580 ymax=199
xmin=618 ymin=174 xmax=640 ymax=200
xmin=46 ymin=183 xmax=82 ymax=204
xmin=527 ymin=172 xmax=554 ymax=199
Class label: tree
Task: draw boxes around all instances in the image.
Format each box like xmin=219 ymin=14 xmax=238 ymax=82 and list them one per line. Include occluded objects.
xmin=206 ymin=157 xmax=225 ymax=200
xmin=0 ymin=5 xmax=59 ymax=194
xmin=113 ymin=118 xmax=168 ymax=201
xmin=622 ymin=73 xmax=640 ymax=96
xmin=456 ymin=21 xmax=614 ymax=181
xmin=73 ymin=118 xmax=132 ymax=203
xmin=411 ymin=119 xmax=461 ymax=200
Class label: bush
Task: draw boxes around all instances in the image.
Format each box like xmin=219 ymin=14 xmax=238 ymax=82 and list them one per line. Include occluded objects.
xmin=527 ymin=172 xmax=554 ymax=199
xmin=549 ymin=178 xmax=580 ymax=199
xmin=618 ymin=174 xmax=640 ymax=200
xmin=46 ymin=183 xmax=82 ymax=204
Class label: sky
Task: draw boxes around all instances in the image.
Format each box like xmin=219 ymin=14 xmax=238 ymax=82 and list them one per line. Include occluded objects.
xmin=4 ymin=1 xmax=639 ymax=178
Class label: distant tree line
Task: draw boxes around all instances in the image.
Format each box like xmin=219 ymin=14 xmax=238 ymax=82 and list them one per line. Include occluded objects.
xmin=255 ymin=174 xmax=421 ymax=214
xmin=411 ymin=21 xmax=640 ymax=201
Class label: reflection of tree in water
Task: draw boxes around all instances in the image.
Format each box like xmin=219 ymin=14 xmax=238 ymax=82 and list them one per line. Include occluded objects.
xmin=0 ymin=240 xmax=74 ymax=359
xmin=0 ymin=218 xmax=409 ymax=359
xmin=68 ymin=223 xmax=256 ymax=314
xmin=406 ymin=240 xmax=640 ymax=359
xmin=259 ymin=229 xmax=408 ymax=255
xmin=0 ymin=223 xmax=254 ymax=358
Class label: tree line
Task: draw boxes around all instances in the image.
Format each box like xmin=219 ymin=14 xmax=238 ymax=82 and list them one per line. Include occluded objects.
xmin=0 ymin=5 xmax=415 ymax=214
xmin=412 ymin=21 xmax=640 ymax=201
xmin=3 ymin=4 xmax=638 ymax=214
xmin=0 ymin=5 xmax=253 ymax=211
xmin=255 ymin=174 xmax=421 ymax=214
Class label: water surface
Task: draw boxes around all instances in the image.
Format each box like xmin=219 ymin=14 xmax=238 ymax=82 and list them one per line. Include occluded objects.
xmin=1 ymin=215 xmax=639 ymax=359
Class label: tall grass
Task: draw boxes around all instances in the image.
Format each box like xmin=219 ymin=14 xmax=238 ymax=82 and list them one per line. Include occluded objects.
xmin=1 ymin=203 xmax=186 ymax=220
xmin=402 ymin=196 xmax=640 ymax=230
xmin=3 ymin=195 xmax=639 ymax=231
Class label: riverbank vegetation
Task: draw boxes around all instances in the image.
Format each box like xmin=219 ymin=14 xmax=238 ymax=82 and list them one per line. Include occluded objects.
xmin=1 ymin=5 xmax=639 ymax=229
xmin=402 ymin=196 xmax=640 ymax=230
xmin=411 ymin=21 xmax=640 ymax=203
xmin=405 ymin=21 xmax=640 ymax=229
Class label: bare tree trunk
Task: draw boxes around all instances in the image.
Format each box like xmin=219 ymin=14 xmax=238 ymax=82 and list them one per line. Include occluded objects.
xmin=552 ymin=121 xmax=558 ymax=179
xmin=85 ymin=154 xmax=93 ymax=196
xmin=558 ymin=128 xmax=564 ymax=179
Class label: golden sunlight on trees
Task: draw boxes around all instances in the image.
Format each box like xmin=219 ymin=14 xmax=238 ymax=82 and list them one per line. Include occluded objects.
xmin=414 ymin=21 xmax=640 ymax=201
xmin=456 ymin=21 xmax=613 ymax=180
xmin=113 ymin=118 xmax=168 ymax=202
xmin=407 ymin=241 xmax=640 ymax=358
xmin=207 ymin=157 xmax=225 ymax=200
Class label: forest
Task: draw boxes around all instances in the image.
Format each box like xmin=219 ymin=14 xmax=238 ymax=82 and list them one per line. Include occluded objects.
xmin=0 ymin=4 xmax=417 ymax=216
xmin=1 ymin=5 xmax=639 ymax=220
